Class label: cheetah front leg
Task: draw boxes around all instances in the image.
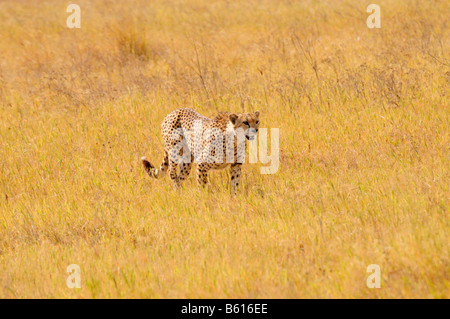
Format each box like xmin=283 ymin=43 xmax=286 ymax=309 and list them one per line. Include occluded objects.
xmin=196 ymin=163 xmax=209 ymax=188
xmin=230 ymin=163 xmax=242 ymax=194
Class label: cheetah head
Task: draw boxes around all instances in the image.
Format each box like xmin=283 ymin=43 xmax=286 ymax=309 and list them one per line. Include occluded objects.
xmin=229 ymin=111 xmax=260 ymax=141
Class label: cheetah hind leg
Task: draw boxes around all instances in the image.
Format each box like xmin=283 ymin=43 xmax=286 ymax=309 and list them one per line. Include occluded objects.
xmin=178 ymin=155 xmax=194 ymax=184
xmin=141 ymin=151 xmax=169 ymax=179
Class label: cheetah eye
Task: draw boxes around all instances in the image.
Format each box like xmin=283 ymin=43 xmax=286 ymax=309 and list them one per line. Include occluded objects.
xmin=256 ymin=120 xmax=259 ymax=125
xmin=243 ymin=121 xmax=249 ymax=126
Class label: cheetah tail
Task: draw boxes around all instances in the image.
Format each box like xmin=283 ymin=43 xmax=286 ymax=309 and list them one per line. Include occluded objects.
xmin=141 ymin=153 xmax=168 ymax=179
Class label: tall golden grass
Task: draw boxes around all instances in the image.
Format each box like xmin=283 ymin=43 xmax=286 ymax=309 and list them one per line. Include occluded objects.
xmin=0 ymin=0 xmax=448 ymax=298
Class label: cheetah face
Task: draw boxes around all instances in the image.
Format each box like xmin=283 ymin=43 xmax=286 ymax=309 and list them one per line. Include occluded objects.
xmin=229 ymin=111 xmax=260 ymax=140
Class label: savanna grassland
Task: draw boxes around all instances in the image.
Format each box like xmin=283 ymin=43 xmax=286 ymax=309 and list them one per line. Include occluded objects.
xmin=0 ymin=0 xmax=448 ymax=298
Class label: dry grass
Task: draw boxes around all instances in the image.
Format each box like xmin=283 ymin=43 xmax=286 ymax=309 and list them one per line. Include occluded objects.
xmin=0 ymin=0 xmax=448 ymax=298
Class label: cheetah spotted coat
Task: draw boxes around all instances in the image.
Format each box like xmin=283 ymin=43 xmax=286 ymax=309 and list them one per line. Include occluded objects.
xmin=141 ymin=108 xmax=259 ymax=193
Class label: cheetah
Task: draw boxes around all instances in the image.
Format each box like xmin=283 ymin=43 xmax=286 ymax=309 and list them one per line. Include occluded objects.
xmin=141 ymin=108 xmax=260 ymax=193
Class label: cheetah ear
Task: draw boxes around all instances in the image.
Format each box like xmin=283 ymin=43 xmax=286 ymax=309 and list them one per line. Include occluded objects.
xmin=229 ymin=113 xmax=238 ymax=125
xmin=255 ymin=111 xmax=260 ymax=117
